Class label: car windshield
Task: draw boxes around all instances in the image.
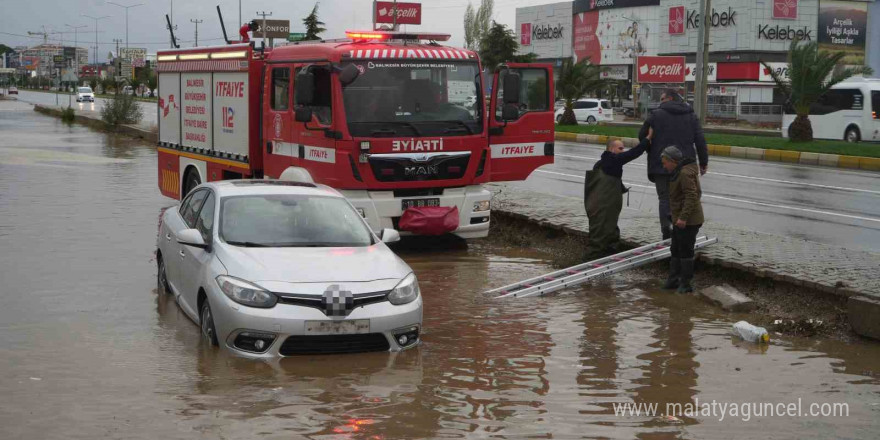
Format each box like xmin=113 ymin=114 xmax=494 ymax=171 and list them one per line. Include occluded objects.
xmin=219 ymin=194 xmax=373 ymax=247
xmin=341 ymin=61 xmax=483 ymax=137
xmin=78 ymin=87 xmax=92 ymax=93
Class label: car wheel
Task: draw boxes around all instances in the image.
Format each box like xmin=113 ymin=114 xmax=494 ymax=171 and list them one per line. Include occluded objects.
xmin=157 ymin=254 xmax=170 ymax=295
xmin=587 ymin=116 xmax=597 ymax=124
xmin=200 ymin=300 xmax=219 ymax=346
xmin=845 ymin=127 xmax=860 ymax=143
xmin=182 ymin=169 xmax=201 ymax=198
xmin=556 ymin=114 xmax=563 ymax=123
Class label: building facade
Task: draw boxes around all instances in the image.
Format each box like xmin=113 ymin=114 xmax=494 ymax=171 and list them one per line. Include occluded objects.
xmin=517 ymin=0 xmax=876 ymax=122
xmin=19 ymin=44 xmax=89 ymax=78
xmin=516 ymin=1 xmax=574 ymax=78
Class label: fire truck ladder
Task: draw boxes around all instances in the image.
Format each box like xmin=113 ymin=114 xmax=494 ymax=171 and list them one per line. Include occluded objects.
xmin=488 ymin=236 xmax=718 ymax=299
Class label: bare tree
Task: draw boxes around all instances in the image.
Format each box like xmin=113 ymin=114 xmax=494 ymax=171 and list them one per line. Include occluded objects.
xmin=463 ymin=3 xmax=476 ymax=50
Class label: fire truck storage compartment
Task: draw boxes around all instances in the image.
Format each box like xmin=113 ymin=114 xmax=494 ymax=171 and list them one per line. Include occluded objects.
xmin=158 ymin=70 xmax=250 ymax=159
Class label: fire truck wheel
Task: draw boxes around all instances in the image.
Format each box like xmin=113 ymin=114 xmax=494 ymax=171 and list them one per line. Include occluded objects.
xmin=182 ymin=168 xmax=202 ymax=198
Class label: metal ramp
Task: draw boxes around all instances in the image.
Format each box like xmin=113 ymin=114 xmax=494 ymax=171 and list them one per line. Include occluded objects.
xmin=488 ymin=236 xmax=718 ymax=299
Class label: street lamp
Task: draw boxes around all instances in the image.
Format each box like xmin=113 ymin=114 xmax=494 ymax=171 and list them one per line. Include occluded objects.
xmin=82 ymin=14 xmax=109 ymax=67
xmin=107 ymin=1 xmax=144 ymax=49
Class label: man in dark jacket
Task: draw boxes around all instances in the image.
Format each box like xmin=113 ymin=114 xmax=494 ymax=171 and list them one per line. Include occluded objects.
xmin=638 ymin=89 xmax=708 ymax=239
xmin=584 ymin=130 xmax=652 ymax=257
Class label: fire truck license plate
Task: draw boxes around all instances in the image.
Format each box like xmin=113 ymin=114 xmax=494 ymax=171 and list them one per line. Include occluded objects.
xmin=402 ymin=198 xmax=440 ymax=209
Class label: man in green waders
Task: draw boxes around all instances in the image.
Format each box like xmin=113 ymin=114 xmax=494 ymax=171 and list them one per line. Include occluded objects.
xmin=584 ymin=129 xmax=653 ymax=259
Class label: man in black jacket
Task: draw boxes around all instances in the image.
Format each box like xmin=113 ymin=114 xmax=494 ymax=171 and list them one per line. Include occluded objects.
xmin=638 ymin=89 xmax=708 ymax=239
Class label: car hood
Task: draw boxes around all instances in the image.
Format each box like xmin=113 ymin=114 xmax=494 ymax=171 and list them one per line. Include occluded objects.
xmin=215 ymin=242 xmax=411 ymax=286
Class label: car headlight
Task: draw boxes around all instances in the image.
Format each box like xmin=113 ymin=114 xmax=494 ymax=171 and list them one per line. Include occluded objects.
xmin=473 ymin=200 xmax=491 ymax=212
xmin=388 ymin=273 xmax=420 ymax=305
xmin=215 ymin=275 xmax=277 ymax=308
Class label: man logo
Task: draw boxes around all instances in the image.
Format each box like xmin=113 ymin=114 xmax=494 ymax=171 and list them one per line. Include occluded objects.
xmin=322 ymin=284 xmax=354 ymax=317
xmin=773 ymin=0 xmax=797 ymax=20
xmin=669 ymin=6 xmax=685 ymax=35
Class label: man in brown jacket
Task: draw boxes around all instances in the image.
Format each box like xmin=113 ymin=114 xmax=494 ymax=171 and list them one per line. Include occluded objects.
xmin=659 ymin=146 xmax=704 ymax=293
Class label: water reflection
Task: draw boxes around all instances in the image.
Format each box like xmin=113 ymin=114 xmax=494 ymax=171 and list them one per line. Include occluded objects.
xmin=2 ymin=102 xmax=879 ymax=439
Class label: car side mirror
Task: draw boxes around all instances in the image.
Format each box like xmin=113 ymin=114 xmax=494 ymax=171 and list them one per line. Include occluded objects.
xmin=380 ymin=228 xmax=400 ymax=244
xmin=294 ymin=106 xmax=313 ymax=123
xmin=502 ymin=72 xmax=521 ymax=105
xmin=177 ymin=228 xmax=209 ymax=250
xmin=294 ymin=71 xmax=315 ymax=106
xmin=338 ymin=64 xmax=360 ymax=86
xmin=501 ymin=103 xmax=519 ymax=121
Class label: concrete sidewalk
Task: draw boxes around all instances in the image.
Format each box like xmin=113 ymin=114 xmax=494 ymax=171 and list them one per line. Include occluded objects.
xmin=490 ymin=183 xmax=880 ymax=339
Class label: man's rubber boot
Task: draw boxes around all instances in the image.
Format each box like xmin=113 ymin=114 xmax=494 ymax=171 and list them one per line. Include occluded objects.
xmin=677 ymin=258 xmax=695 ymax=294
xmin=662 ymin=258 xmax=680 ymax=290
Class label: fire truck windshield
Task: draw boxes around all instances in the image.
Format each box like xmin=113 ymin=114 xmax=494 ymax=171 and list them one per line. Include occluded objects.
xmin=342 ymin=61 xmax=482 ymax=137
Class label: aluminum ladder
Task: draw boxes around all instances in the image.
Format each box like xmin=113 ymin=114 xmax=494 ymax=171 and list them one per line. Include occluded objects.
xmin=488 ymin=236 xmax=718 ymax=299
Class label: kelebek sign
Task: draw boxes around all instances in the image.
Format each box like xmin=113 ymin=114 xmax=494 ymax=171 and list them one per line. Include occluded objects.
xmin=772 ymin=0 xmax=798 ymax=20
xmin=636 ymin=56 xmax=686 ymax=83
xmin=669 ymin=6 xmax=685 ymax=35
xmin=375 ymin=1 xmax=422 ymax=25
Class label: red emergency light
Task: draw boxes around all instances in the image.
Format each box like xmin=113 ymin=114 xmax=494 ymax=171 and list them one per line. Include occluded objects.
xmin=345 ymin=30 xmax=450 ymax=42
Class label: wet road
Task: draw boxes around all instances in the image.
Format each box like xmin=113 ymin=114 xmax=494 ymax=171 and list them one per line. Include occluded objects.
xmin=1 ymin=101 xmax=879 ymax=438
xmin=515 ymin=141 xmax=880 ymax=252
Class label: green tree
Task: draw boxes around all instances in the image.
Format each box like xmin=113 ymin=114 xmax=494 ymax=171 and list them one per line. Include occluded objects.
xmin=478 ymin=21 xmax=520 ymax=72
xmin=763 ymin=39 xmax=872 ymax=142
xmin=463 ymin=0 xmax=493 ymax=50
xmin=302 ymin=4 xmax=326 ymax=41
xmin=556 ymin=57 xmax=607 ymax=125
xmin=88 ymin=78 xmax=97 ymax=91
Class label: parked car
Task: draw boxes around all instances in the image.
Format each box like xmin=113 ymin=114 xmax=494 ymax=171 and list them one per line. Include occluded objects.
xmin=7 ymin=86 xmax=17 ymax=95
xmin=554 ymin=99 xmax=613 ymax=124
xmin=76 ymin=86 xmax=95 ymax=102
xmin=157 ymin=180 xmax=423 ymax=358
xmin=121 ymin=85 xmax=133 ymax=95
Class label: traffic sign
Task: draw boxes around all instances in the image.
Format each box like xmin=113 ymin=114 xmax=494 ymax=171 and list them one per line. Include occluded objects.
xmin=288 ymin=33 xmax=307 ymax=42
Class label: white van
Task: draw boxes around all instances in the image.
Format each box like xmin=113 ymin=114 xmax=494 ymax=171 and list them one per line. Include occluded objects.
xmin=782 ymin=77 xmax=880 ymax=142
xmin=554 ymin=99 xmax=613 ymax=124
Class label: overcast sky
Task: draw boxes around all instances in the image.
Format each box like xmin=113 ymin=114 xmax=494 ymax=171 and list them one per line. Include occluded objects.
xmin=1 ymin=0 xmax=543 ymax=58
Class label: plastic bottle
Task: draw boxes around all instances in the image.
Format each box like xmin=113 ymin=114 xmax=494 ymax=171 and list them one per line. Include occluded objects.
xmin=731 ymin=321 xmax=770 ymax=343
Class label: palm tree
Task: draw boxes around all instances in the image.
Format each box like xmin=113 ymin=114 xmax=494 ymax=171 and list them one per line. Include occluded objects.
xmin=556 ymin=57 xmax=607 ymax=125
xmin=763 ymin=39 xmax=872 ymax=142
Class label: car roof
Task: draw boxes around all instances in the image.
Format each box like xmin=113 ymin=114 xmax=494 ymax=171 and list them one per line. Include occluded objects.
xmin=200 ymin=180 xmax=344 ymax=198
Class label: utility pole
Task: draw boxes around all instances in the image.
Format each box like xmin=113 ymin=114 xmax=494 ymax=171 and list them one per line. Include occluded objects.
xmin=82 ymin=15 xmax=110 ymax=66
xmin=167 ymin=0 xmax=178 ymax=49
xmin=694 ymin=0 xmax=712 ymax=124
xmin=239 ymin=0 xmax=242 ymax=30
xmin=107 ymin=2 xmax=144 ymax=49
xmin=393 ymin=0 xmax=398 ymax=31
xmin=257 ymin=11 xmax=272 ymax=47
xmin=190 ymin=19 xmax=204 ymax=47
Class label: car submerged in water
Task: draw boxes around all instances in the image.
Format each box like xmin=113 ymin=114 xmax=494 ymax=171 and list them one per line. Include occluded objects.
xmin=156 ymin=180 xmax=423 ymax=358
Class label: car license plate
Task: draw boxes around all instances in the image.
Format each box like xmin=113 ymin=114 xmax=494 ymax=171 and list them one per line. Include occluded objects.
xmin=402 ymin=198 xmax=440 ymax=209
xmin=305 ymin=319 xmax=370 ymax=335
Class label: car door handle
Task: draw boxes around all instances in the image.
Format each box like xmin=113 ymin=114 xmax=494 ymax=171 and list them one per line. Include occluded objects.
xmin=179 ymin=250 xmax=185 ymax=258
xmin=166 ymin=233 xmax=172 ymax=241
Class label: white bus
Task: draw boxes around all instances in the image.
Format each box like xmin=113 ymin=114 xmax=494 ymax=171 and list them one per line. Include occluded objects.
xmin=782 ymin=77 xmax=880 ymax=142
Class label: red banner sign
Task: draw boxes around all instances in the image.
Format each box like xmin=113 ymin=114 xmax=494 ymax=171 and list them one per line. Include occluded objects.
xmin=636 ymin=56 xmax=686 ymax=83
xmin=375 ymin=1 xmax=422 ymax=25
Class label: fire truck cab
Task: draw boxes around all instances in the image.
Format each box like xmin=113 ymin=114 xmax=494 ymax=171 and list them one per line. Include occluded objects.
xmin=156 ymin=31 xmax=554 ymax=239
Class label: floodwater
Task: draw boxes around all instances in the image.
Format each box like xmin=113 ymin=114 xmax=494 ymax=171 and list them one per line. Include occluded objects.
xmin=1 ymin=101 xmax=878 ymax=439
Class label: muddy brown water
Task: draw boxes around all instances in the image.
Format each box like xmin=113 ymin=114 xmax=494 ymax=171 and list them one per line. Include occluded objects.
xmin=1 ymin=101 xmax=878 ymax=439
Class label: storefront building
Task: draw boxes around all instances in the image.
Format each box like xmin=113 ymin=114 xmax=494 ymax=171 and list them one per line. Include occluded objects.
xmin=515 ymin=1 xmax=574 ymax=80
xmin=517 ymin=0 xmax=875 ymax=123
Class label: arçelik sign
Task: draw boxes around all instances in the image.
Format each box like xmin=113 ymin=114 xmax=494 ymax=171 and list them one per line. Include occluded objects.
xmin=374 ymin=1 xmax=422 ymax=25
xmin=637 ymin=56 xmax=685 ymax=83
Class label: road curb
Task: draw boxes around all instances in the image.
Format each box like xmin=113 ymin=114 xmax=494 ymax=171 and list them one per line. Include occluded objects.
xmin=33 ymin=104 xmax=157 ymax=143
xmin=557 ymin=132 xmax=879 ymax=172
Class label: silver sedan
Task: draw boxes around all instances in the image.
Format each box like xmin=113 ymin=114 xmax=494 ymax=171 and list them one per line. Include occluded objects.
xmin=156 ymin=180 xmax=423 ymax=358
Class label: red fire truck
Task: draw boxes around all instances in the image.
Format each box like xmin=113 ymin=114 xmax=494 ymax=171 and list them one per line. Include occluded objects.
xmin=156 ymin=30 xmax=554 ymax=238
